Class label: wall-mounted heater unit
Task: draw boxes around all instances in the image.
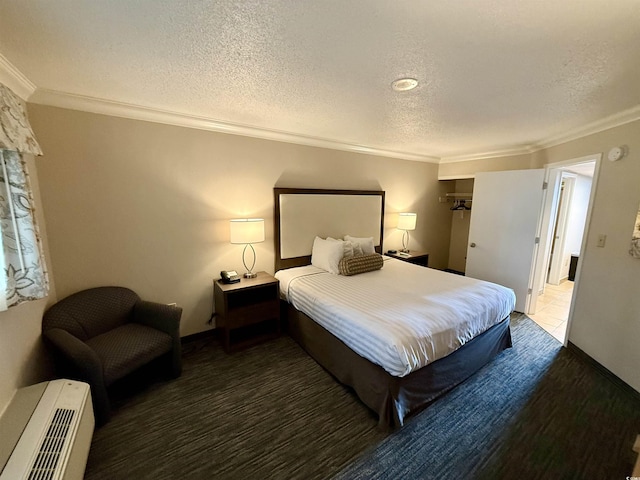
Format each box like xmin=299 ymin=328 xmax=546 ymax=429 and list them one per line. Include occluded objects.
xmin=0 ymin=379 xmax=94 ymax=480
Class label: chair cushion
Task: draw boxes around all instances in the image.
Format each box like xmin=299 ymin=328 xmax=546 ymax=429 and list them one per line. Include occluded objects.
xmin=86 ymin=323 xmax=173 ymax=386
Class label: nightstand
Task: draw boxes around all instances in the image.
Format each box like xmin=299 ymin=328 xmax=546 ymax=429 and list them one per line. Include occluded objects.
xmin=385 ymin=250 xmax=429 ymax=267
xmin=213 ymin=271 xmax=280 ymax=353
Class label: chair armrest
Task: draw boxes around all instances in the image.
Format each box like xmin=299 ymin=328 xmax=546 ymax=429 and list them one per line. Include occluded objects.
xmin=133 ymin=301 xmax=183 ymax=378
xmin=43 ymin=328 xmax=112 ymax=424
xmin=42 ymin=328 xmax=104 ymax=385
xmin=133 ymin=301 xmax=182 ymax=337
xmin=43 ymin=328 xmax=102 ymax=377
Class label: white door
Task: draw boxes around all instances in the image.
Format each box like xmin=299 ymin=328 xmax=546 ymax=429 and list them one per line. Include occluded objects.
xmin=466 ymin=169 xmax=546 ymax=312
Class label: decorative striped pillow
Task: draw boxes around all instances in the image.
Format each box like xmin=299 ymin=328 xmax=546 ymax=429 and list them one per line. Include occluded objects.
xmin=339 ymin=253 xmax=384 ymax=276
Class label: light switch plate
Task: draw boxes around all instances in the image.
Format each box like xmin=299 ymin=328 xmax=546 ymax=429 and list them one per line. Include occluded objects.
xmin=597 ymin=234 xmax=607 ymax=248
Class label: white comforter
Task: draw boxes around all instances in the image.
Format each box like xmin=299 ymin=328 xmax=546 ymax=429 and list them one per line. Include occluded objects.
xmin=276 ymin=257 xmax=516 ymax=377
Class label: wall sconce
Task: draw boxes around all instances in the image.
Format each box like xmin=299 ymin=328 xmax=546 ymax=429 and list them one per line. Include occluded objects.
xmin=230 ymin=218 xmax=265 ymax=278
xmin=397 ymin=213 xmax=417 ymax=253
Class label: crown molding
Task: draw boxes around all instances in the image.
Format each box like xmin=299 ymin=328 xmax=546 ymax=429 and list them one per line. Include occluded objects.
xmin=19 ymin=75 xmax=640 ymax=165
xmin=439 ymin=145 xmax=538 ymax=164
xmin=29 ymin=88 xmax=441 ymax=163
xmin=0 ymin=54 xmax=37 ymax=100
xmin=439 ymin=105 xmax=640 ymax=164
xmin=536 ymin=104 xmax=640 ymax=150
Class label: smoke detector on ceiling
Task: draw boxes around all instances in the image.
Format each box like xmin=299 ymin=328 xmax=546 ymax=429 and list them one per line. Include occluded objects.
xmin=391 ymin=78 xmax=419 ymax=92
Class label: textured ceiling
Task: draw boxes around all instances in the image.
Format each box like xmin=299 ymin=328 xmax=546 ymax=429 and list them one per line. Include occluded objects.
xmin=1 ymin=1 xmax=639 ymax=161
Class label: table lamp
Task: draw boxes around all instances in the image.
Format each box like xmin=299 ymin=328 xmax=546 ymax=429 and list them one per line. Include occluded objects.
xmin=397 ymin=213 xmax=417 ymax=253
xmin=230 ymin=218 xmax=265 ymax=278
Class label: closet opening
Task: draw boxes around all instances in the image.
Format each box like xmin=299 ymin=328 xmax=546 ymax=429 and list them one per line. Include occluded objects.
xmin=443 ymin=178 xmax=474 ymax=275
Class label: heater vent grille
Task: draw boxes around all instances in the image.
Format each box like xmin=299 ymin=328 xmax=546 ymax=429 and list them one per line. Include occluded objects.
xmin=28 ymin=408 xmax=76 ymax=480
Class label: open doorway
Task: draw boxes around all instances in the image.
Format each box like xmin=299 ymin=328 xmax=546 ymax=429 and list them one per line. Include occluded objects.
xmin=529 ymin=158 xmax=598 ymax=343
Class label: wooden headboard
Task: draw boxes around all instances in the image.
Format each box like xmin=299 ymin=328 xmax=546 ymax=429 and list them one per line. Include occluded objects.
xmin=274 ymin=188 xmax=385 ymax=271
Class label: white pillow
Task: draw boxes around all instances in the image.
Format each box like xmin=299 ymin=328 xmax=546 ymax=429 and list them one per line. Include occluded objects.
xmin=350 ymin=241 xmax=364 ymax=257
xmin=344 ymin=235 xmax=375 ymax=255
xmin=311 ymin=236 xmax=344 ymax=274
xmin=328 ymin=237 xmax=357 ymax=258
xmin=343 ymin=241 xmax=355 ymax=258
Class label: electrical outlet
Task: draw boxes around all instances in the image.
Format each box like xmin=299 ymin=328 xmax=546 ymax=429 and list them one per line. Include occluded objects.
xmin=596 ymin=234 xmax=607 ymax=248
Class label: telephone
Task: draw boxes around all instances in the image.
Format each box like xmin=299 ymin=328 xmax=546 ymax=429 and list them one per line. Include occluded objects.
xmin=220 ymin=270 xmax=241 ymax=284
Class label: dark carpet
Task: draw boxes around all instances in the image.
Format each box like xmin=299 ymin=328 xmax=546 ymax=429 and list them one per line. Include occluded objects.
xmin=84 ymin=314 xmax=640 ymax=480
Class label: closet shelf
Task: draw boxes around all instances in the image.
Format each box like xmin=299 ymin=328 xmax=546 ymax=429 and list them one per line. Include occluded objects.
xmin=440 ymin=192 xmax=473 ymax=203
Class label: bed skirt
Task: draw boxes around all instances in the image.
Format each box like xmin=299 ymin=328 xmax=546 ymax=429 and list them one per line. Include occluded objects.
xmin=285 ymin=302 xmax=512 ymax=428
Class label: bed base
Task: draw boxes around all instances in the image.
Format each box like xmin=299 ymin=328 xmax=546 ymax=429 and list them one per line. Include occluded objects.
xmin=285 ymin=302 xmax=512 ymax=429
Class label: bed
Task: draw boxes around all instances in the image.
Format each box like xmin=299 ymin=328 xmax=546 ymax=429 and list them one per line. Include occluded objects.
xmin=273 ymin=187 xmax=515 ymax=428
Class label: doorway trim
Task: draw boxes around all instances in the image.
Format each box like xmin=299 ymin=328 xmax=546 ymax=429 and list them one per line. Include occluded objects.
xmin=528 ymin=153 xmax=602 ymax=345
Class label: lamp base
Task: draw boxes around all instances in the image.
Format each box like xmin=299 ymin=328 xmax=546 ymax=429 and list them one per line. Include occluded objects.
xmin=401 ymin=230 xmax=411 ymax=254
xmin=244 ymin=272 xmax=257 ymax=279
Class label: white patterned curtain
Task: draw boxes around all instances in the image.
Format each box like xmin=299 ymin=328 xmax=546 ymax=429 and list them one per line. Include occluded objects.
xmin=0 ymin=83 xmax=48 ymax=310
xmin=631 ymin=207 xmax=640 ymax=259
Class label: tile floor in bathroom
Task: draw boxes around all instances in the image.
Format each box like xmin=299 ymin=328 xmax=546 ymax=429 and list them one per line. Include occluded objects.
xmin=529 ymin=280 xmax=574 ymax=343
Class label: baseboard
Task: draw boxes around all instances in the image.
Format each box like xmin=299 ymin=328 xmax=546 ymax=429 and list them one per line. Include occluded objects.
xmin=567 ymin=341 xmax=640 ymax=403
xmin=181 ymin=328 xmax=218 ymax=345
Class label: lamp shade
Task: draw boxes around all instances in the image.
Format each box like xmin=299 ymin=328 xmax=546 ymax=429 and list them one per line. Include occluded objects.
xmin=397 ymin=213 xmax=417 ymax=231
xmin=230 ymin=218 xmax=265 ymax=244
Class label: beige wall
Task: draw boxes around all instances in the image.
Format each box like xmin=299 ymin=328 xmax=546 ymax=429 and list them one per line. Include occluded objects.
xmin=544 ymin=121 xmax=640 ymax=392
xmin=14 ymin=99 xmax=639 ymax=411
xmin=28 ymin=104 xmax=453 ymax=337
xmin=0 ymin=154 xmax=56 ymax=415
xmin=438 ymin=119 xmax=640 ymax=392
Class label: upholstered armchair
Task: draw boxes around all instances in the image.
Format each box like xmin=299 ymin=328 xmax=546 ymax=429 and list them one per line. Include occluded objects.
xmin=42 ymin=286 xmax=182 ymax=425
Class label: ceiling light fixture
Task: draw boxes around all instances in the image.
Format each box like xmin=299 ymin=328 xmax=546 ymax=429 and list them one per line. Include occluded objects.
xmin=391 ymin=78 xmax=419 ymax=92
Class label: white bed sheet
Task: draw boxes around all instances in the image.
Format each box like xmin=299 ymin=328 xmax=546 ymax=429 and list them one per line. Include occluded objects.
xmin=276 ymin=257 xmax=516 ymax=377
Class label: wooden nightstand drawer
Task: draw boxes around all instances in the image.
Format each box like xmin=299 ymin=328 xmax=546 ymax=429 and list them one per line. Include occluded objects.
xmin=223 ymin=300 xmax=280 ymax=328
xmin=226 ymin=284 xmax=278 ymax=309
xmin=213 ymin=272 xmax=281 ymax=352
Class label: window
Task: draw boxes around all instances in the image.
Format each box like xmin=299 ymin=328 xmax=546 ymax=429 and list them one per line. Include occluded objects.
xmin=0 ymin=83 xmax=48 ymax=310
